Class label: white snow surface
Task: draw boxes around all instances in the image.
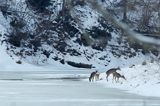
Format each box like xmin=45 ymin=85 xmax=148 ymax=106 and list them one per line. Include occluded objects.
xmin=0 ymin=2 xmax=160 ymax=98
xmin=71 ymin=5 xmax=100 ymax=30
xmin=94 ymin=62 xmax=160 ymax=97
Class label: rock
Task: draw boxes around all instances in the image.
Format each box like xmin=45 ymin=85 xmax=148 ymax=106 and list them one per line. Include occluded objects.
xmin=16 ymin=60 xmax=22 ymax=64
xmin=67 ymin=61 xmax=92 ymax=69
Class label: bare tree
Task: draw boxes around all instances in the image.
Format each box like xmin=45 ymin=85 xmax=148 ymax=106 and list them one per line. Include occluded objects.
xmin=137 ymin=0 xmax=152 ymax=32
xmin=86 ymin=0 xmax=160 ymax=45
xmin=122 ymin=0 xmax=128 ymax=22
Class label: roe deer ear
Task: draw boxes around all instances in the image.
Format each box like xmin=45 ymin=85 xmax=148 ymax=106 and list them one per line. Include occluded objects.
xmin=122 ymin=76 xmax=126 ymax=80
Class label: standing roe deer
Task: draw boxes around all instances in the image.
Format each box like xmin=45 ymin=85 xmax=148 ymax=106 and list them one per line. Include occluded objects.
xmin=94 ymin=72 xmax=100 ymax=81
xmin=89 ymin=70 xmax=100 ymax=82
xmin=106 ymin=67 xmax=120 ymax=81
xmin=112 ymin=72 xmax=126 ymax=83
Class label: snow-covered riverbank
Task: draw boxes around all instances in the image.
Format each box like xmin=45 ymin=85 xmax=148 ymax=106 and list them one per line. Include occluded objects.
xmin=1 ymin=40 xmax=160 ymax=97
xmin=1 ymin=9 xmax=160 ymax=99
xmin=95 ymin=62 xmax=160 ymax=97
xmin=0 ymin=79 xmax=159 ymax=106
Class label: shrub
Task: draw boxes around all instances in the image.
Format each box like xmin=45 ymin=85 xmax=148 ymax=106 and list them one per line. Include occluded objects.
xmin=26 ymin=0 xmax=51 ymax=12
xmin=16 ymin=60 xmax=22 ymax=64
xmin=142 ymin=61 xmax=147 ymax=65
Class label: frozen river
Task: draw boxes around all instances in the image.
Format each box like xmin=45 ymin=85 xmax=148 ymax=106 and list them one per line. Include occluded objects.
xmin=0 ymin=71 xmax=159 ymax=106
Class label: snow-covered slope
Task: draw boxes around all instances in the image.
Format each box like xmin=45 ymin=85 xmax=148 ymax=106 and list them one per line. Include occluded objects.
xmin=0 ymin=12 xmax=57 ymax=71
xmin=93 ymin=61 xmax=160 ymax=97
xmin=0 ymin=0 xmax=160 ymax=98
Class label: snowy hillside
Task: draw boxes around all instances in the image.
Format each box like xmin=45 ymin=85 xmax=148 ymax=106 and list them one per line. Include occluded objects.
xmin=0 ymin=0 xmax=160 ymax=98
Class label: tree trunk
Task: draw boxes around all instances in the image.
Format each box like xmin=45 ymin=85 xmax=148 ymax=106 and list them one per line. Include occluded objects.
xmin=123 ymin=0 xmax=128 ymax=22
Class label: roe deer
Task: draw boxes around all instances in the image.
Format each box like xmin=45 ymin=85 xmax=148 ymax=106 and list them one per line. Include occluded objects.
xmin=112 ymin=72 xmax=126 ymax=83
xmin=94 ymin=72 xmax=100 ymax=81
xmin=89 ymin=70 xmax=100 ymax=82
xmin=106 ymin=67 xmax=120 ymax=81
